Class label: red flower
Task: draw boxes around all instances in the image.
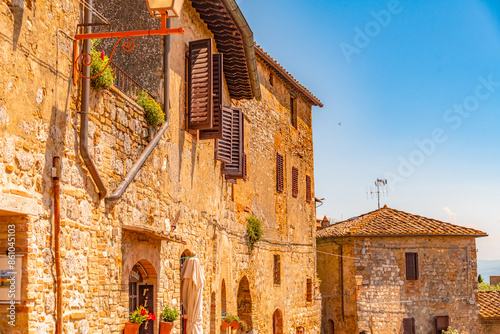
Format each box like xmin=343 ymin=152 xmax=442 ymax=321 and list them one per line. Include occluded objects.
xmin=140 ymin=309 xmax=147 ymax=316
xmin=147 ymin=313 xmax=156 ymax=321
xmin=100 ymin=50 xmax=105 ymax=60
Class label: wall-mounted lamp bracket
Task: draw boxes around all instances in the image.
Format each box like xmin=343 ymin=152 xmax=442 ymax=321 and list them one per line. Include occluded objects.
xmin=72 ymin=13 xmax=183 ymax=85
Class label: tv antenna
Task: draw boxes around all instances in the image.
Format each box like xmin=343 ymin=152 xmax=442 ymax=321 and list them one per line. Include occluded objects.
xmin=366 ymin=178 xmax=388 ymax=209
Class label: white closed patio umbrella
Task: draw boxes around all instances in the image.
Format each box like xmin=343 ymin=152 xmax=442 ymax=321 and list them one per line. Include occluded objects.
xmin=181 ymin=256 xmax=205 ymax=334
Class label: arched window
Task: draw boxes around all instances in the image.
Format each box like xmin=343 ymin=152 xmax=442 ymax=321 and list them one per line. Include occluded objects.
xmin=272 ymin=308 xmax=283 ymax=334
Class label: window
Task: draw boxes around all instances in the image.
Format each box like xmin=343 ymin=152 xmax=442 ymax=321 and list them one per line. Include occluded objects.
xmin=290 ymin=93 xmax=297 ymax=127
xmin=292 ymin=167 xmax=298 ymax=198
xmin=273 ymin=255 xmax=281 ymax=285
xmin=403 ymin=318 xmax=415 ymax=334
xmin=435 ymin=316 xmax=449 ymax=333
xmin=269 ymin=72 xmax=274 ymax=87
xmin=306 ymin=278 xmax=312 ymax=302
xmin=405 ymin=252 xmax=418 ymax=280
xmin=276 ymin=153 xmax=284 ymax=193
xmin=305 ymin=175 xmax=312 ymax=202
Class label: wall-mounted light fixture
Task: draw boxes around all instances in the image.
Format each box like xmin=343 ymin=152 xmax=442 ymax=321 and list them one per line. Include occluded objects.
xmin=73 ymin=0 xmax=185 ymax=85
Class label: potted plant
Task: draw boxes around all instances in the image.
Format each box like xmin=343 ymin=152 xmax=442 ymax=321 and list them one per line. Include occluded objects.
xmin=223 ymin=314 xmax=240 ymax=330
xmin=126 ymin=305 xmax=155 ymax=334
xmin=160 ymin=305 xmax=179 ymax=334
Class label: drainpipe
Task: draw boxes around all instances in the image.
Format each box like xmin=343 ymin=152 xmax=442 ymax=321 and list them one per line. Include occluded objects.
xmin=331 ymin=238 xmax=345 ymax=321
xmin=80 ymin=0 xmax=107 ymax=200
xmin=53 ymin=156 xmax=62 ymax=334
xmin=106 ymin=20 xmax=171 ymax=202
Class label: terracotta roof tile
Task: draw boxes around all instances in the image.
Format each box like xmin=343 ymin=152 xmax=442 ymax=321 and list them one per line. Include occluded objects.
xmin=254 ymin=44 xmax=323 ymax=107
xmin=317 ymin=205 xmax=487 ymax=238
xmin=478 ymin=291 xmax=500 ymax=319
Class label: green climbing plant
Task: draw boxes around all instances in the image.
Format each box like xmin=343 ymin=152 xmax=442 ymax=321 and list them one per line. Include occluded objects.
xmin=246 ymin=215 xmax=263 ymax=251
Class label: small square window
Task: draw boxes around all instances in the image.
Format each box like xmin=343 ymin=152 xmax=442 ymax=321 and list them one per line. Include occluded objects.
xmin=403 ymin=318 xmax=415 ymax=334
xmin=306 ymin=278 xmax=312 ymax=302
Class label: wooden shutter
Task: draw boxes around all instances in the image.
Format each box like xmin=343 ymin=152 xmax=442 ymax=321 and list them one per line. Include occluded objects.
xmin=306 ymin=175 xmax=312 ymax=202
xmin=292 ymin=167 xmax=298 ymax=198
xmin=215 ymin=107 xmax=233 ymax=164
xmin=222 ymin=108 xmax=244 ymax=179
xmin=199 ymin=53 xmax=223 ymax=139
xmin=435 ymin=316 xmax=449 ymax=332
xmin=406 ymin=253 xmax=418 ymax=280
xmin=188 ymin=39 xmax=213 ymax=130
xmin=403 ymin=318 xmax=415 ymax=334
xmin=276 ymin=153 xmax=284 ymax=193
xmin=306 ymin=278 xmax=312 ymax=302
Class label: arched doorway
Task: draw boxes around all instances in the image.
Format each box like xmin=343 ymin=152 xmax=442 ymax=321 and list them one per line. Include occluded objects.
xmin=180 ymin=250 xmax=190 ymax=334
xmin=237 ymin=276 xmax=253 ymax=330
xmin=272 ymin=308 xmax=283 ymax=334
xmin=128 ymin=260 xmax=157 ymax=334
xmin=328 ymin=319 xmax=334 ymax=334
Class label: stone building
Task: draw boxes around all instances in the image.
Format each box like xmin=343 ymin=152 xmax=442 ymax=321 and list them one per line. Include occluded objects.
xmin=0 ymin=0 xmax=322 ymax=333
xmin=316 ymin=205 xmax=489 ymax=334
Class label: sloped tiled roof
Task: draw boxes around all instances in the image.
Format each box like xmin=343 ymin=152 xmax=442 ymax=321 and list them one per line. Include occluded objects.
xmin=478 ymin=291 xmax=500 ymax=319
xmin=317 ymin=205 xmax=487 ymax=238
xmin=254 ymin=44 xmax=323 ymax=107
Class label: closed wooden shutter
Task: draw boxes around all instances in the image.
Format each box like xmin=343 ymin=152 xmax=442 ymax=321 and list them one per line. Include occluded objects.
xmin=403 ymin=318 xmax=415 ymax=334
xmin=276 ymin=153 xmax=284 ymax=193
xmin=306 ymin=175 xmax=312 ymax=202
xmin=435 ymin=316 xmax=449 ymax=333
xmin=292 ymin=167 xmax=298 ymax=198
xmin=199 ymin=53 xmax=223 ymax=139
xmin=405 ymin=253 xmax=418 ymax=280
xmin=215 ymin=107 xmax=233 ymax=164
xmin=222 ymin=108 xmax=244 ymax=179
xmin=306 ymin=278 xmax=312 ymax=302
xmin=188 ymin=39 xmax=213 ymax=130
xmin=243 ymin=154 xmax=247 ymax=181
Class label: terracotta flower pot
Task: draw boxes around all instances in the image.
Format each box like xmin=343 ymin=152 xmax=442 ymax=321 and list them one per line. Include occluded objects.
xmin=160 ymin=322 xmax=174 ymax=334
xmin=230 ymin=321 xmax=240 ymax=329
xmin=221 ymin=320 xmax=231 ymax=330
xmin=124 ymin=323 xmax=141 ymax=334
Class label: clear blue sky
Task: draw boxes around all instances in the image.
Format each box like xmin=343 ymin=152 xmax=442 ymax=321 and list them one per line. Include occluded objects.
xmin=238 ymin=0 xmax=500 ymax=261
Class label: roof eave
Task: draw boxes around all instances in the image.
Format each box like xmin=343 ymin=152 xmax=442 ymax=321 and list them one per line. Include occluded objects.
xmin=220 ymin=0 xmax=261 ymax=101
xmin=254 ymin=45 xmax=323 ymax=107
xmin=317 ymin=233 xmax=489 ymax=239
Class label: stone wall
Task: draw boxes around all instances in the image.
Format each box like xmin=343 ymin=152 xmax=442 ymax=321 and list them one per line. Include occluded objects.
xmin=0 ymin=0 xmax=320 ymax=333
xmin=318 ymin=235 xmax=489 ymax=334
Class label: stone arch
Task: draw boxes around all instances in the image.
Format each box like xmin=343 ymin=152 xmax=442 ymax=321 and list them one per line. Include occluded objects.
xmin=123 ymin=242 xmax=161 ymax=286
xmin=272 ymin=308 xmax=283 ymax=334
xmin=237 ymin=276 xmax=253 ymax=330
